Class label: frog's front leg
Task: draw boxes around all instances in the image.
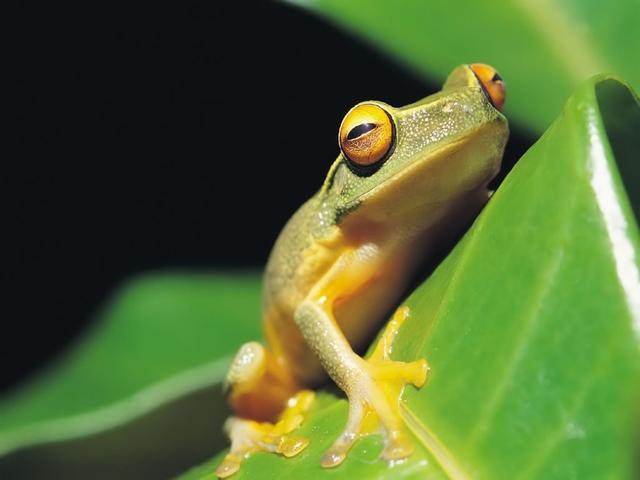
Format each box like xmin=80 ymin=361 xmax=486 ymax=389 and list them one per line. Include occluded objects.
xmin=294 ymin=245 xmax=429 ymax=468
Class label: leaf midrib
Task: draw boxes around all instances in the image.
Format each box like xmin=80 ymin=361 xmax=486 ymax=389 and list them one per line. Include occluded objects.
xmin=0 ymin=357 xmax=231 ymax=457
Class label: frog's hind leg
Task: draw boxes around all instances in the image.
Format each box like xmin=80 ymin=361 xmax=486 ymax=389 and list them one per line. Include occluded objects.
xmin=224 ymin=341 xmax=299 ymax=421
xmin=217 ymin=342 xmax=314 ymax=478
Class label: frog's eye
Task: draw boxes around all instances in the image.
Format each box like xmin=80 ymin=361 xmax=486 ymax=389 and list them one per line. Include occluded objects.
xmin=470 ymin=63 xmax=506 ymax=111
xmin=339 ymin=103 xmax=394 ymax=170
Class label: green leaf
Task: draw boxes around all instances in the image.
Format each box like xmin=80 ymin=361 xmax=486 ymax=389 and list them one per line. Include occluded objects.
xmin=181 ymin=77 xmax=640 ymax=478
xmin=285 ymin=0 xmax=640 ymax=134
xmin=0 ymin=273 xmax=262 ymax=477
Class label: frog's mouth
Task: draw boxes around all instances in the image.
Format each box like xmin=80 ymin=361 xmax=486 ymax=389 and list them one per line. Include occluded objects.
xmin=356 ymin=120 xmax=507 ymax=214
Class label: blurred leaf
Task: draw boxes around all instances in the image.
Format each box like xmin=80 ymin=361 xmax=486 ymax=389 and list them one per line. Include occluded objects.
xmin=182 ymin=76 xmax=640 ymax=478
xmin=286 ymin=0 xmax=640 ymax=134
xmin=0 ymin=273 xmax=262 ymax=476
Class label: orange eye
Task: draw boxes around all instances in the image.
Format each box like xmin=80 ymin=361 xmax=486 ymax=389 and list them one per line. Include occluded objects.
xmin=338 ymin=103 xmax=394 ymax=168
xmin=470 ymin=63 xmax=506 ymax=111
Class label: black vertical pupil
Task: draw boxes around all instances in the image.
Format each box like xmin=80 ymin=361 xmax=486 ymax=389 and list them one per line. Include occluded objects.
xmin=347 ymin=123 xmax=377 ymax=140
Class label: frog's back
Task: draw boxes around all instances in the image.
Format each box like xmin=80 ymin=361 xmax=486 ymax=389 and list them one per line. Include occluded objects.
xmin=262 ymin=192 xmax=343 ymax=384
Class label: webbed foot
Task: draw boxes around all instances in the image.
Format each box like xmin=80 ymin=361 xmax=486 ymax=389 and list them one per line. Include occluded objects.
xmin=321 ymin=306 xmax=428 ymax=468
xmin=216 ymin=390 xmax=315 ymax=478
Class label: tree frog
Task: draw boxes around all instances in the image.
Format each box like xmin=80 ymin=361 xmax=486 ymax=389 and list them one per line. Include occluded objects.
xmin=216 ymin=64 xmax=508 ymax=477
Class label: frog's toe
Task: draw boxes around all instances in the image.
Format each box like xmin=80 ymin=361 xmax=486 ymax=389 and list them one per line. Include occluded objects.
xmin=216 ymin=391 xmax=314 ymax=478
xmin=320 ymin=401 xmax=364 ymax=468
xmin=380 ymin=429 xmax=414 ymax=461
xmin=321 ymin=306 xmax=428 ymax=468
xmin=216 ymin=451 xmax=242 ymax=479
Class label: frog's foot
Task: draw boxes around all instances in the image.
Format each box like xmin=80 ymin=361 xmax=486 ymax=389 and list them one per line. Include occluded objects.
xmin=216 ymin=390 xmax=315 ymax=479
xmin=321 ymin=306 xmax=429 ymax=468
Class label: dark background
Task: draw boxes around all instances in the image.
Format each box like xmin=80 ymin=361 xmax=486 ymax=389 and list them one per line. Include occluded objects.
xmin=9 ymin=1 xmax=530 ymax=392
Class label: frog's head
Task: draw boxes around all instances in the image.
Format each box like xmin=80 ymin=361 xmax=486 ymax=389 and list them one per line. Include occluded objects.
xmin=322 ymin=64 xmax=509 ymax=231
